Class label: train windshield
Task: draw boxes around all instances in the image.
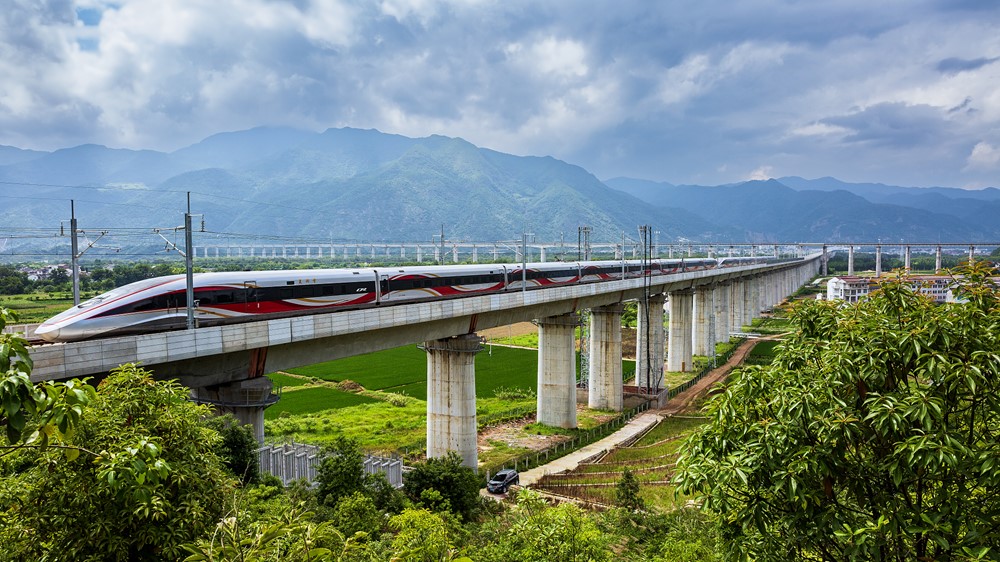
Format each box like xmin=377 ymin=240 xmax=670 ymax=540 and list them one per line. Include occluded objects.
xmin=75 ymin=285 xmax=135 ymax=309
xmin=74 ymin=276 xmax=182 ymax=309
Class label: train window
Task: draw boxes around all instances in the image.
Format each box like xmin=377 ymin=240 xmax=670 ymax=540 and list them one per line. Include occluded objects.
xmin=279 ymin=288 xmax=293 ymax=300
xmin=296 ymin=286 xmax=319 ymax=298
xmin=199 ymin=296 xmax=213 ymax=305
xmin=217 ymin=292 xmax=234 ymax=304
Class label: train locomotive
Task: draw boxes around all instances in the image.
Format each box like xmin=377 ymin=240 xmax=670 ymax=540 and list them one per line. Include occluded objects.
xmin=36 ymin=256 xmax=766 ymax=343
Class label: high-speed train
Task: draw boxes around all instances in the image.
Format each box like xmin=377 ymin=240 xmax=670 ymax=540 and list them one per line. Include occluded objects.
xmin=36 ymin=257 xmax=774 ymax=342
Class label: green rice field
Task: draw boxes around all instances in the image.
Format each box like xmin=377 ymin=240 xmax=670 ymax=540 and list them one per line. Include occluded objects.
xmin=280 ymin=345 xmax=635 ymax=402
xmin=265 ymin=386 xmax=381 ymax=419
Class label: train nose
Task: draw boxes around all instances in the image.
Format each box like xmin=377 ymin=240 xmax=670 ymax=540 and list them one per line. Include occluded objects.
xmin=34 ymin=322 xmax=60 ymax=342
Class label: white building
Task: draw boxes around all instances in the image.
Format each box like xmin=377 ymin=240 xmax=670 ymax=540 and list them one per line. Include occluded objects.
xmin=826 ymin=276 xmax=877 ymax=303
xmin=827 ymin=275 xmax=958 ymax=304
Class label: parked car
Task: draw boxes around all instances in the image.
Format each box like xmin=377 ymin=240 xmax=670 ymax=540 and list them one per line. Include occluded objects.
xmin=487 ymin=468 xmax=520 ymax=494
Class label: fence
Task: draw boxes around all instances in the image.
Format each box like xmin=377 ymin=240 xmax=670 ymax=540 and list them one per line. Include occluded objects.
xmin=257 ymin=441 xmax=403 ymax=488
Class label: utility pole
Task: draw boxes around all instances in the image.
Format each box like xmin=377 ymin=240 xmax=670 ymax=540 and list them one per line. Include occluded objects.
xmin=154 ymin=192 xmax=201 ymax=330
xmin=577 ymin=226 xmax=591 ymax=261
xmin=185 ymin=193 xmax=195 ymax=330
xmin=63 ymin=200 xmax=111 ymax=306
xmin=521 ymin=232 xmax=534 ymax=294
xmin=70 ymin=200 xmax=79 ymax=306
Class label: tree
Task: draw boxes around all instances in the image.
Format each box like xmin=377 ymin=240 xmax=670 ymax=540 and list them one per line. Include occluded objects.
xmin=1 ymin=364 xmax=233 ymax=561
xmin=316 ymin=436 xmax=366 ymax=507
xmin=403 ymin=452 xmax=482 ymax=522
xmin=615 ymin=467 xmax=645 ymax=511
xmin=0 ymin=265 xmax=29 ymax=295
xmin=387 ymin=508 xmax=466 ymax=562
xmin=676 ymin=264 xmax=1000 ymax=561
xmin=471 ymin=489 xmax=612 ymax=562
xmin=331 ymin=491 xmax=383 ymax=538
xmin=0 ymin=307 xmax=94 ymax=453
xmin=202 ymin=413 xmax=259 ymax=484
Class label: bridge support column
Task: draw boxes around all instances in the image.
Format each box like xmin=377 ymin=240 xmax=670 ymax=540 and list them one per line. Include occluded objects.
xmin=636 ymin=293 xmax=666 ymax=391
xmin=589 ymin=304 xmax=624 ymax=411
xmin=744 ymin=276 xmax=758 ymax=325
xmin=715 ymin=282 xmax=730 ymax=344
xmin=905 ymin=246 xmax=911 ymax=271
xmin=191 ymin=377 xmax=278 ymax=444
xmin=730 ymin=280 xmax=744 ymax=334
xmin=875 ymin=245 xmax=882 ymax=277
xmin=537 ymin=313 xmax=579 ymax=428
xmin=692 ymin=287 xmax=713 ymax=356
xmin=935 ymin=245 xmax=942 ymax=273
xmin=667 ymin=288 xmax=694 ymax=372
xmin=424 ymin=334 xmax=481 ymax=469
xmin=848 ymin=245 xmax=855 ymax=275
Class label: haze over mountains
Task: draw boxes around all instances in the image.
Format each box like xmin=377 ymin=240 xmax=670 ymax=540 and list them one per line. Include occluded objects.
xmin=2 ymin=127 xmax=998 ymax=257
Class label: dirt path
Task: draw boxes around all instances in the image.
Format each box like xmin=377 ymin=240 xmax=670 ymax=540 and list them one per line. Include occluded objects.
xmin=658 ymin=336 xmax=776 ymax=415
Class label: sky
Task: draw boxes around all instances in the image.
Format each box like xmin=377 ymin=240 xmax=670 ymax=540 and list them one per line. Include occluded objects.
xmin=2 ymin=0 xmax=999 ymax=189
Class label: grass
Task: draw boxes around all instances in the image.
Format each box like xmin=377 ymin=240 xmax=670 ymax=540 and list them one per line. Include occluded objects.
xmin=266 ymin=398 xmax=428 ymax=453
xmin=748 ymin=340 xmax=781 ymax=358
xmin=283 ymin=344 xmax=634 ymax=401
xmin=266 ymin=393 xmax=538 ymax=457
xmin=0 ymin=293 xmax=82 ymax=324
xmin=265 ymin=386 xmax=381 ymax=419
xmin=532 ymin=415 xmax=709 ymax=510
xmin=267 ymin=372 xmax=312 ymax=388
xmin=490 ymin=333 xmax=539 ymax=348
xmin=631 ymin=416 xmax=709 ymax=447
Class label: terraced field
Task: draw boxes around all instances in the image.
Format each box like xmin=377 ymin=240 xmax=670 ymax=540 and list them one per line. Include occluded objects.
xmin=532 ymin=415 xmax=708 ymax=509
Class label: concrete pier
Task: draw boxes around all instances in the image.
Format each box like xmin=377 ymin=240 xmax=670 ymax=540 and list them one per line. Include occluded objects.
xmin=190 ymin=377 xmax=278 ymax=443
xmin=876 ymin=245 xmax=882 ymax=277
xmin=424 ymin=334 xmax=482 ymax=469
xmin=730 ymin=280 xmax=744 ymax=334
xmin=536 ymin=313 xmax=579 ymax=428
xmin=667 ymin=288 xmax=694 ymax=372
xmin=589 ymin=304 xmax=624 ymax=411
xmin=848 ymin=245 xmax=855 ymax=275
xmin=635 ymin=294 xmax=667 ymax=391
xmin=715 ymin=282 xmax=731 ymax=343
xmin=905 ymin=246 xmax=911 ymax=270
xmin=692 ymin=287 xmax=713 ymax=356
xmin=936 ymin=245 xmax=943 ymax=273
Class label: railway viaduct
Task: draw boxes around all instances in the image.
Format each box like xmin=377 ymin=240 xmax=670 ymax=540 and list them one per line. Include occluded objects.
xmin=27 ymin=254 xmax=821 ymax=469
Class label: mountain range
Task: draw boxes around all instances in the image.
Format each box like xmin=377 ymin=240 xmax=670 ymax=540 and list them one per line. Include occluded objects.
xmin=1 ymin=127 xmax=998 ymax=258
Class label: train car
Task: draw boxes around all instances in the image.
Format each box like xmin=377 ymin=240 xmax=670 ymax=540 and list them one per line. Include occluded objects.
xmin=378 ymin=264 xmax=506 ymax=302
xmin=505 ymin=262 xmax=582 ymax=291
xmin=35 ymin=268 xmax=381 ymax=342
xmin=36 ymin=257 xmax=735 ymax=343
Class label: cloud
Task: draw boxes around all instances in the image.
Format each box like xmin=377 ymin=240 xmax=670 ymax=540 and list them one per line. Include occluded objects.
xmin=819 ymin=103 xmax=953 ymax=148
xmin=965 ymin=141 xmax=1000 ymax=170
xmin=746 ymin=166 xmax=774 ymax=181
xmin=936 ymin=56 xmax=1000 ymax=75
xmin=1 ymin=0 xmax=1000 ymax=190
